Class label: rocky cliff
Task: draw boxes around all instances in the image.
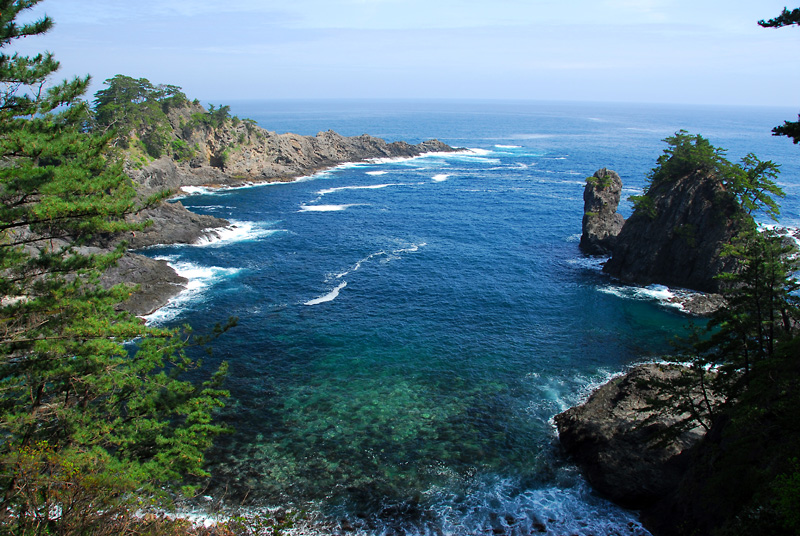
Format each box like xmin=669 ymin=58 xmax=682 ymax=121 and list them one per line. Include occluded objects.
xmin=580 ymin=168 xmax=625 ymax=255
xmin=601 ymin=169 xmax=745 ymax=294
xmin=554 ymin=364 xmax=711 ymax=510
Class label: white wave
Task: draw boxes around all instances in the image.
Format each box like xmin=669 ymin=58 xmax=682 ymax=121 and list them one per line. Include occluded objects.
xmin=328 ymin=243 xmax=427 ymax=281
xmin=366 ymin=170 xmax=389 ymax=176
xmin=759 ymin=223 xmax=800 ymax=247
xmin=143 ymin=260 xmax=241 ymax=325
xmin=429 ymin=478 xmax=651 ymax=536
xmin=179 ymin=186 xmax=218 ymax=196
xmin=317 ymin=183 xmax=399 ymax=196
xmin=192 ymin=221 xmax=283 ymax=247
xmin=599 ymin=283 xmax=685 ymax=311
xmin=432 ymin=174 xmax=450 ymax=182
xmin=304 ymin=281 xmax=347 ymax=306
xmin=566 ymin=255 xmax=608 ymax=271
xmin=299 ymin=204 xmax=362 ymax=212
xmin=495 ymin=144 xmax=522 ymax=149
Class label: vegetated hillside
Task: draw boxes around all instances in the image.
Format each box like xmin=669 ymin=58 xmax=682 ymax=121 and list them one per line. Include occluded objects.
xmin=93 ymin=75 xmax=453 ymax=199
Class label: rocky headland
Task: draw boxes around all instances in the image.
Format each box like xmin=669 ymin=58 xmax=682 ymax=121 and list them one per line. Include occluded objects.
xmin=568 ymin=137 xmax=800 ymax=535
xmin=601 ymin=167 xmax=744 ymax=294
xmin=105 ymin=99 xmax=457 ymax=315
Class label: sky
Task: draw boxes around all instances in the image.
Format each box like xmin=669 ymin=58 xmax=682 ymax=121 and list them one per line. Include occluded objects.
xmin=10 ymin=0 xmax=800 ymax=106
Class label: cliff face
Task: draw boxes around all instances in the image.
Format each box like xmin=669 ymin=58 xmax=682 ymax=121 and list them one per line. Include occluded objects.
xmin=127 ymin=104 xmax=455 ymax=197
xmin=602 ymin=170 xmax=745 ymax=293
xmin=580 ymin=168 xmax=625 ymax=255
xmin=554 ymin=364 xmax=709 ymax=510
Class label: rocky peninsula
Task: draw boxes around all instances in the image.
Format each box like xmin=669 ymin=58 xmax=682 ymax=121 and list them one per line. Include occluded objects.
xmin=103 ymin=98 xmax=456 ymax=316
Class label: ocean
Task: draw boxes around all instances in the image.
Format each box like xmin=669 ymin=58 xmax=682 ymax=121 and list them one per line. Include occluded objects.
xmin=142 ymin=100 xmax=800 ymax=535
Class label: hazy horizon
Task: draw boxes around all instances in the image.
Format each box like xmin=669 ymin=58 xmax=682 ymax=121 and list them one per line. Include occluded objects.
xmin=12 ymin=0 xmax=800 ymax=107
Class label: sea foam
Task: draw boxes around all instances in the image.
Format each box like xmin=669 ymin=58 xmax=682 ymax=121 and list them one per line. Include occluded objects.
xmin=317 ymin=183 xmax=399 ymax=196
xmin=598 ymin=284 xmax=684 ymax=311
xmin=193 ymin=221 xmax=283 ymax=247
xmin=143 ymin=259 xmax=241 ymax=324
xmin=299 ymin=204 xmax=362 ymax=212
xmin=305 ymin=282 xmax=347 ymax=306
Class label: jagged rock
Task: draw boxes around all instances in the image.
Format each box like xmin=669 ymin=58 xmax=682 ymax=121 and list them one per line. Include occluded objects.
xmin=554 ymin=364 xmax=710 ymax=510
xmin=123 ymin=201 xmax=230 ymax=249
xmin=580 ymin=168 xmax=625 ymax=255
xmin=603 ymin=170 xmax=745 ymax=293
xmin=101 ymin=252 xmax=188 ymax=316
xmin=125 ymin=124 xmax=457 ymax=197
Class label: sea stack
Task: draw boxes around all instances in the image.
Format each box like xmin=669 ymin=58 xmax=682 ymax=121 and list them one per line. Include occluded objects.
xmin=602 ymin=168 xmax=744 ymax=293
xmin=579 ymin=168 xmax=625 ymax=255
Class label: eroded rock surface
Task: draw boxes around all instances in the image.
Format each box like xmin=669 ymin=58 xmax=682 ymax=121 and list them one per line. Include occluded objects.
xmin=554 ymin=364 xmax=709 ymax=509
xmin=580 ymin=168 xmax=625 ymax=255
xmin=603 ymin=170 xmax=744 ymax=293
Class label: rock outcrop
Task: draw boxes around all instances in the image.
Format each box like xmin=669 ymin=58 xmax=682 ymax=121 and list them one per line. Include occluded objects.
xmin=554 ymin=364 xmax=710 ymax=510
xmin=580 ymin=168 xmax=625 ymax=255
xmin=101 ymin=253 xmax=188 ymax=317
xmin=126 ymin=109 xmax=457 ymax=198
xmin=602 ymin=170 xmax=745 ymax=293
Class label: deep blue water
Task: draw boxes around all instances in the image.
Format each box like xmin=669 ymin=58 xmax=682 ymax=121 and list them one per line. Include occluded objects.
xmin=144 ymin=101 xmax=800 ymax=535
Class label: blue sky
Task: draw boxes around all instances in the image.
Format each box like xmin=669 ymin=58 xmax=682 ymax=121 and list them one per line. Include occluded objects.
xmin=12 ymin=0 xmax=800 ymax=105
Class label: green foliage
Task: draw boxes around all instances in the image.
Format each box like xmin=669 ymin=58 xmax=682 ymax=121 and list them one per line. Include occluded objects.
xmin=628 ymin=194 xmax=657 ymax=219
xmin=171 ymin=138 xmax=196 ymax=162
xmin=586 ymin=174 xmax=612 ymax=189
xmin=647 ymin=130 xmax=731 ymax=187
xmin=93 ymin=75 xmax=190 ymax=159
xmin=0 ymin=2 xmax=230 ymax=532
xmin=758 ymin=7 xmax=800 ymax=28
xmin=773 ymin=115 xmax=800 ymax=144
xmin=190 ymin=103 xmax=232 ymax=130
xmin=632 ymin=132 xmax=785 ymax=222
xmin=724 ymin=153 xmax=784 ymax=221
xmin=707 ymin=228 xmax=799 ymax=386
xmin=759 ymin=9 xmax=800 ymax=145
xmin=773 ymin=459 xmax=800 ymax=532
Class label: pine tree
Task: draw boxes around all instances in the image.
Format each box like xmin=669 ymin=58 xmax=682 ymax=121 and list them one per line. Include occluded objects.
xmin=0 ymin=1 xmax=229 ymax=531
xmin=759 ymin=8 xmax=800 ymax=144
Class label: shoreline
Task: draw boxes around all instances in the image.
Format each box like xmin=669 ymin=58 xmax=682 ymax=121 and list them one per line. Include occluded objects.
xmin=122 ymin=147 xmax=467 ymax=319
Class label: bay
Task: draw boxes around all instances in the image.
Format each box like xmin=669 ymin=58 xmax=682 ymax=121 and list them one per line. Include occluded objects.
xmin=143 ymin=100 xmax=800 ymax=535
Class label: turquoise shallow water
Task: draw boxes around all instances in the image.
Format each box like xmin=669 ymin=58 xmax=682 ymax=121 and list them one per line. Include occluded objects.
xmin=144 ymin=101 xmax=800 ymax=535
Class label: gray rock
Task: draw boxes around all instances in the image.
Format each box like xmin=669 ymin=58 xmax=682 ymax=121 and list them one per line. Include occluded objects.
xmin=101 ymin=252 xmax=188 ymax=316
xmin=554 ymin=364 xmax=710 ymax=509
xmin=122 ymin=201 xmax=230 ymax=249
xmin=603 ymin=170 xmax=745 ymax=293
xmin=580 ymin=168 xmax=625 ymax=255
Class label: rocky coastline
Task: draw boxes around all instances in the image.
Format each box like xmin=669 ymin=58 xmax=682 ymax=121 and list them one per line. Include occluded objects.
xmin=554 ymin=364 xmax=711 ymax=510
xmin=109 ymin=123 xmax=457 ymax=317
